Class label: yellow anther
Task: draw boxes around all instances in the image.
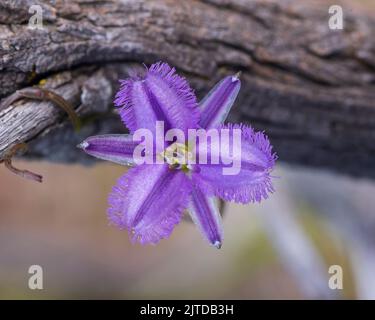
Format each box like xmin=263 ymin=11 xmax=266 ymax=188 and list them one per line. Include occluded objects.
xmin=161 ymin=142 xmax=193 ymax=168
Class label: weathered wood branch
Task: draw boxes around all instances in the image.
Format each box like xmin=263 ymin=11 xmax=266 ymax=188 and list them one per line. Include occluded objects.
xmin=0 ymin=0 xmax=375 ymax=178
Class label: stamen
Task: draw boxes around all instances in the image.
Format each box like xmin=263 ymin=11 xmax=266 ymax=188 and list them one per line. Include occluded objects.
xmin=162 ymin=143 xmax=193 ymax=170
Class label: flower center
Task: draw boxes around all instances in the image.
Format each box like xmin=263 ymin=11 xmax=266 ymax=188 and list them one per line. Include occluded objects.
xmin=161 ymin=142 xmax=193 ymax=172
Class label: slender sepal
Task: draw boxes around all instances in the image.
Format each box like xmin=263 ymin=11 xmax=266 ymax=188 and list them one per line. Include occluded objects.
xmin=199 ymin=75 xmax=241 ymax=129
xmin=188 ymin=185 xmax=223 ymax=248
xmin=78 ymin=134 xmax=138 ymax=166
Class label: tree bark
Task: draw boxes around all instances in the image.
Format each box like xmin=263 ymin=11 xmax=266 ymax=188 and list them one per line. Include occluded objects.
xmin=0 ymin=0 xmax=375 ymax=178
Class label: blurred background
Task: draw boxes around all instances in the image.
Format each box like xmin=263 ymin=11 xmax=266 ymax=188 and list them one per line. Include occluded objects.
xmin=1 ymin=160 xmax=374 ymax=299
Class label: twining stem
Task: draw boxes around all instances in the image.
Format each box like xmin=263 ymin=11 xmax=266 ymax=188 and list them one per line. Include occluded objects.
xmin=0 ymin=87 xmax=81 ymax=131
xmin=0 ymin=86 xmax=82 ymax=183
xmin=0 ymin=143 xmax=43 ymax=183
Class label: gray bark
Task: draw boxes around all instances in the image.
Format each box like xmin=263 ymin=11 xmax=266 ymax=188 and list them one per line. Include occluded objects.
xmin=0 ymin=0 xmax=375 ymax=177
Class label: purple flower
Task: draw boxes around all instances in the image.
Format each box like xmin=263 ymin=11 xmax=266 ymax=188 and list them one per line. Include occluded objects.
xmin=79 ymin=62 xmax=276 ymax=248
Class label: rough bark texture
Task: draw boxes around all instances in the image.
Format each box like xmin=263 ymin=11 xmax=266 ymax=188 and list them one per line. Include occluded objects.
xmin=0 ymin=0 xmax=374 ymax=178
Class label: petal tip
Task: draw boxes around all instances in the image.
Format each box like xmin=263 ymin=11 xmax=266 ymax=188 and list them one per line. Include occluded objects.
xmin=77 ymin=141 xmax=89 ymax=150
xmin=213 ymin=241 xmax=222 ymax=249
xmin=232 ymin=71 xmax=242 ymax=81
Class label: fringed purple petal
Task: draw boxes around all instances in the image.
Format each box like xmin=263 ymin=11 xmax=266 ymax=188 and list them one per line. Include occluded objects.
xmin=188 ymin=185 xmax=223 ymax=249
xmin=108 ymin=164 xmax=191 ymax=245
xmin=78 ymin=134 xmax=138 ymax=166
xmin=193 ymin=123 xmax=277 ymax=203
xmin=114 ymin=62 xmax=200 ymax=134
xmin=114 ymin=79 xmax=159 ymax=133
xmin=199 ymin=75 xmax=241 ymax=129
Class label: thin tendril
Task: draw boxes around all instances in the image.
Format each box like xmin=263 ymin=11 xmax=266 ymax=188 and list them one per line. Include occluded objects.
xmin=0 ymin=143 xmax=43 ymax=183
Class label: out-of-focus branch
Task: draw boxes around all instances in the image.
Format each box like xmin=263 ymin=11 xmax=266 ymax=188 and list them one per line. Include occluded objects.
xmin=258 ymin=183 xmax=336 ymax=299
